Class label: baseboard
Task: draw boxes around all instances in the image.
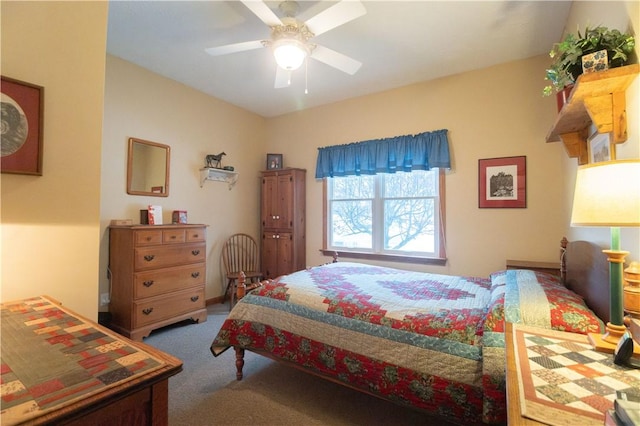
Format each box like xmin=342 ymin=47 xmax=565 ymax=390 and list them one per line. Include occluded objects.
xmin=206 ymin=296 xmax=224 ymax=306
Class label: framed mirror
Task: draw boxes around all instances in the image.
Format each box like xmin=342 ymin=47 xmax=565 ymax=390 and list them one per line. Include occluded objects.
xmin=127 ymin=137 xmax=170 ymax=197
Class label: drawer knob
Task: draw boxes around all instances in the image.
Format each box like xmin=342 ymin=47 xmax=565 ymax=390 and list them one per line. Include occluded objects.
xmin=191 ymin=272 xmax=200 ymax=278
xmin=143 ymin=280 xmax=154 ymax=287
xmin=191 ymin=250 xmax=200 ymax=256
xmin=170 ymin=235 xmax=176 ymax=239
xmin=190 ymin=296 xmax=199 ymax=302
xmin=193 ymin=234 xmax=199 ymax=238
xmin=144 ymin=255 xmax=155 ymax=262
xmin=146 ymin=236 xmax=152 ymax=241
xmin=142 ymin=308 xmax=154 ymax=315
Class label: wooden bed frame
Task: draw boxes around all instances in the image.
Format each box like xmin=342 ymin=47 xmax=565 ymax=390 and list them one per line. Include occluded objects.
xmin=230 ymin=238 xmax=610 ymax=383
xmin=560 ymin=237 xmax=610 ymax=323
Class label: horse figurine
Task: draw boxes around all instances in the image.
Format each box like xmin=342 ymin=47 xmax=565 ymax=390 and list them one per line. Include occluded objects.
xmin=205 ymin=152 xmax=226 ymax=169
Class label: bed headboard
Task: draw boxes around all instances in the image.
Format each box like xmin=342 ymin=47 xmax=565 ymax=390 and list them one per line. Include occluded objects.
xmin=561 ymin=238 xmax=610 ymax=323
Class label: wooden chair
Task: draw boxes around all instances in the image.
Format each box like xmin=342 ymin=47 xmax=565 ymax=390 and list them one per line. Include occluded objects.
xmin=222 ymin=233 xmax=263 ymax=307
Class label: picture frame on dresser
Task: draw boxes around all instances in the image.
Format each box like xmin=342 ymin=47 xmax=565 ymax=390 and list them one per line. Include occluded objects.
xmin=266 ymin=153 xmax=283 ymax=170
xmin=1 ymin=76 xmax=44 ymax=175
xmin=478 ymin=156 xmax=526 ymax=208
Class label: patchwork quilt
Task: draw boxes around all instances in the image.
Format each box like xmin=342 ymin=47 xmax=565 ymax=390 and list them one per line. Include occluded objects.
xmin=1 ymin=296 xmax=166 ymax=425
xmin=211 ymin=262 xmax=604 ymax=425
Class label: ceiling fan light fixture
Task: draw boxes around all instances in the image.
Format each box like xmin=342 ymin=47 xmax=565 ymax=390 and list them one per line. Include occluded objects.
xmin=273 ymin=38 xmax=309 ymax=71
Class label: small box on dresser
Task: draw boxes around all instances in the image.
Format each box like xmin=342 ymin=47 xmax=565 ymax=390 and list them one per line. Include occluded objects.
xmin=109 ymin=224 xmax=208 ymax=341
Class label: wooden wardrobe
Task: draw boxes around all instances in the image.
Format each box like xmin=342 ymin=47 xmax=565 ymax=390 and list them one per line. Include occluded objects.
xmin=260 ymin=168 xmax=306 ymax=279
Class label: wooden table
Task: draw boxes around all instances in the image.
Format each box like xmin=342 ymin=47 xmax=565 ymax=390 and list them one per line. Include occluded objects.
xmin=505 ymin=322 xmax=546 ymax=425
xmin=1 ymin=296 xmax=183 ymax=425
xmin=505 ymin=259 xmax=561 ymax=277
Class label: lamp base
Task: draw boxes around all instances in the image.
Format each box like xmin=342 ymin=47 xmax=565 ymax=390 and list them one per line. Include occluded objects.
xmin=588 ymin=322 xmax=627 ymax=353
xmin=589 ymin=333 xmax=640 ymax=357
xmin=588 ymin=322 xmax=640 ymax=357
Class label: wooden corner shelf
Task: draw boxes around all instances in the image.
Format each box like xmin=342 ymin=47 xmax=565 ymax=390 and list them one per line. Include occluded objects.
xmin=546 ymin=64 xmax=639 ymax=165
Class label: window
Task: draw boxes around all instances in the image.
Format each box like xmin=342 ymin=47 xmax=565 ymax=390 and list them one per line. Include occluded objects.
xmin=324 ymin=169 xmax=445 ymax=262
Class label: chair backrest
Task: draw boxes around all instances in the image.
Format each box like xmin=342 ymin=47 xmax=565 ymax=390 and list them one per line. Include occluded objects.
xmin=222 ymin=233 xmax=260 ymax=275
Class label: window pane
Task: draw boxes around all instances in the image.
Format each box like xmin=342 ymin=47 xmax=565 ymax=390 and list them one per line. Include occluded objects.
xmin=382 ymin=170 xmax=436 ymax=197
xmin=326 ymin=169 xmax=443 ymax=259
xmin=384 ymin=198 xmax=435 ymax=253
xmin=332 ymin=175 xmax=374 ymax=199
xmin=331 ymin=200 xmax=372 ymax=249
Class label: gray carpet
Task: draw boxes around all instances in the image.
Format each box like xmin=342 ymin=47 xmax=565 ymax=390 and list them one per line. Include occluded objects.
xmin=144 ymin=304 xmax=461 ymax=425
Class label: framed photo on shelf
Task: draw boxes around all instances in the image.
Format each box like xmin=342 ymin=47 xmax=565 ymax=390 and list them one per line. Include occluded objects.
xmin=588 ymin=131 xmax=612 ymax=163
xmin=478 ymin=156 xmax=526 ymax=208
xmin=1 ymin=76 xmax=44 ymax=175
xmin=266 ymin=153 xmax=283 ymax=170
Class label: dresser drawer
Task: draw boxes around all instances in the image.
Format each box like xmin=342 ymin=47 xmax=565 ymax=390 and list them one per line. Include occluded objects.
xmin=186 ymin=227 xmax=206 ymax=242
xmin=134 ymin=228 xmax=202 ymax=246
xmin=134 ymin=243 xmax=205 ymax=271
xmin=135 ymin=230 xmax=163 ymax=246
xmin=134 ymin=288 xmax=205 ymax=328
xmin=163 ymin=229 xmax=186 ymax=244
xmin=134 ymin=263 xmax=205 ymax=299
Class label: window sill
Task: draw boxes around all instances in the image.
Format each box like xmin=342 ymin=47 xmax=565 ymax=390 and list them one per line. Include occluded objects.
xmin=320 ymin=249 xmax=447 ymax=266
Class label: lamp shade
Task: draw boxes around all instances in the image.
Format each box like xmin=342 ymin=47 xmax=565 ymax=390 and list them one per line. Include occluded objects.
xmin=571 ymin=159 xmax=640 ymax=227
xmin=273 ymin=39 xmax=308 ymax=71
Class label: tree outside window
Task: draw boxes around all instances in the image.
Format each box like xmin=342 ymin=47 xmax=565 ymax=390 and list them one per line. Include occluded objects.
xmin=326 ymin=169 xmax=444 ymax=259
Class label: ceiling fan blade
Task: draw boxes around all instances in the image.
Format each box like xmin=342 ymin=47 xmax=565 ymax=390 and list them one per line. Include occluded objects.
xmin=205 ymin=40 xmax=264 ymax=56
xmin=304 ymin=0 xmax=366 ymax=36
xmin=274 ymin=66 xmax=291 ymax=88
xmin=311 ymin=45 xmax=362 ymax=75
xmin=241 ymin=0 xmax=283 ymax=27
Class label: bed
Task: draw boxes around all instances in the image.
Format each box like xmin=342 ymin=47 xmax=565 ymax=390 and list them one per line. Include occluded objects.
xmin=210 ymin=239 xmax=608 ymax=425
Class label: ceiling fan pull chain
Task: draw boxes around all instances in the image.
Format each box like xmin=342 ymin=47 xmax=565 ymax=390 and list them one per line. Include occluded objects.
xmin=305 ymin=58 xmax=309 ymax=94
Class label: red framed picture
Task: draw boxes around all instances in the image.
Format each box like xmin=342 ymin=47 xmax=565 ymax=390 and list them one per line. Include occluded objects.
xmin=478 ymin=156 xmax=526 ymax=208
xmin=1 ymin=76 xmax=44 ymax=175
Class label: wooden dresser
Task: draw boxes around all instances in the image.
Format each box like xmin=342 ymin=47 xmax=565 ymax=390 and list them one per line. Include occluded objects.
xmin=261 ymin=168 xmax=306 ymax=279
xmin=109 ymin=224 xmax=208 ymax=341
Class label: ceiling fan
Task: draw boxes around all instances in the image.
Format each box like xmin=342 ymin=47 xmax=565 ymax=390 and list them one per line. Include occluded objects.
xmin=205 ymin=0 xmax=366 ymax=89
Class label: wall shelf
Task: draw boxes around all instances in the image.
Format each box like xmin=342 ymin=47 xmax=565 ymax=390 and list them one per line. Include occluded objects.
xmin=199 ymin=167 xmax=238 ymax=190
xmin=546 ymin=64 xmax=639 ymax=165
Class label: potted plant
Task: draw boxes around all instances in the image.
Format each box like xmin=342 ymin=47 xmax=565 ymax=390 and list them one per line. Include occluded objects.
xmin=542 ymin=26 xmax=635 ymax=99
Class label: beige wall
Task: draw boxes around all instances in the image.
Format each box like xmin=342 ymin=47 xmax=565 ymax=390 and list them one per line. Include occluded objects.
xmin=562 ymin=1 xmax=640 ymax=262
xmin=100 ymin=56 xmax=265 ymax=307
xmin=1 ymin=1 xmax=108 ymax=319
xmin=265 ymin=55 xmax=565 ymax=277
xmin=3 ymin=1 xmax=638 ymax=318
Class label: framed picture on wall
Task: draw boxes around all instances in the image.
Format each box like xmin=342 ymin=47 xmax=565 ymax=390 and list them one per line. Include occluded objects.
xmin=588 ymin=131 xmax=612 ymax=163
xmin=266 ymin=153 xmax=283 ymax=170
xmin=1 ymin=76 xmax=44 ymax=175
xmin=478 ymin=156 xmax=526 ymax=208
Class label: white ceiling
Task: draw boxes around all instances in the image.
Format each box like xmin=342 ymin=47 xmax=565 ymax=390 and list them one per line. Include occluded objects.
xmin=106 ymin=1 xmax=572 ymax=118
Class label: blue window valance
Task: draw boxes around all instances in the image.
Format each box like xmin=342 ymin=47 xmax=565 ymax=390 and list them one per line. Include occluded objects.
xmin=315 ymin=129 xmax=450 ymax=179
